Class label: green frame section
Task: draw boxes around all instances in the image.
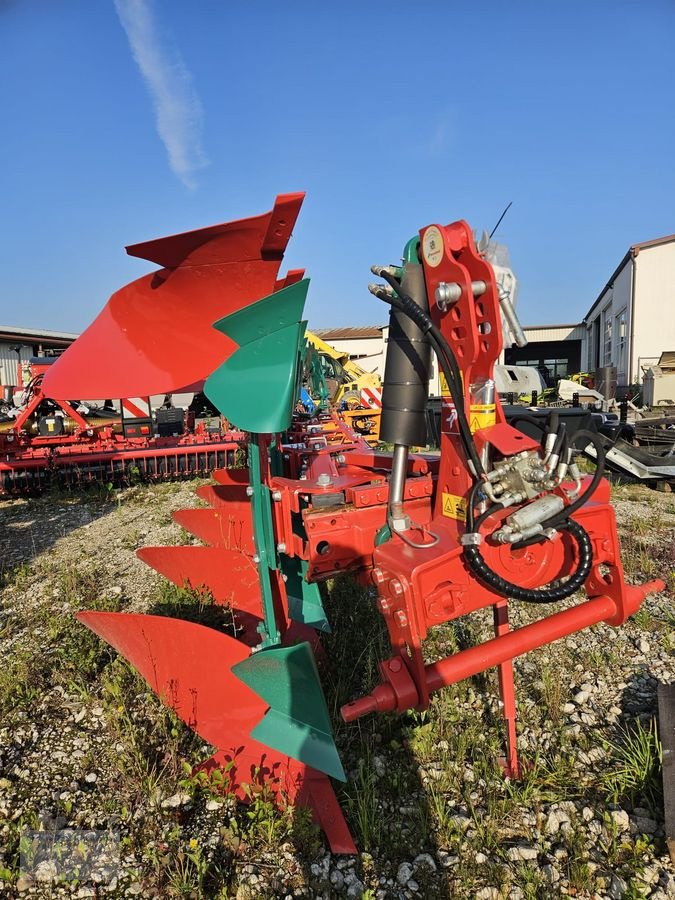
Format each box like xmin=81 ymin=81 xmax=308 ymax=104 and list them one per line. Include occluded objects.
xmin=247 ymin=438 xmax=280 ymax=648
xmin=204 ymin=275 xmax=344 ymax=779
xmin=282 ymin=557 xmax=330 ymax=634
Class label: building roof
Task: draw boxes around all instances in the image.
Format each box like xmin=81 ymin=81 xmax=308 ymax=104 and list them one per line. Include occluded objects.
xmin=523 ymin=323 xmax=583 ymax=330
xmin=313 ymin=326 xmax=384 ymax=340
xmin=584 ymin=232 xmax=675 ymax=322
xmin=632 ymin=233 xmax=675 ymax=252
xmin=0 ymin=325 xmax=79 ymax=343
xmin=658 ymin=351 xmax=675 ymax=369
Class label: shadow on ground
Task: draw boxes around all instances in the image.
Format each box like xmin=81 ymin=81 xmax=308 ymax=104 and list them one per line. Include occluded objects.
xmin=0 ymin=489 xmax=114 ymax=572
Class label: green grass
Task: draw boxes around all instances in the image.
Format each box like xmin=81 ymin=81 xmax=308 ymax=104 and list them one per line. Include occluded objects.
xmin=0 ymin=565 xmax=122 ymax=717
xmin=2 ymin=478 xmax=674 ymax=897
xmin=150 ymin=581 xmax=239 ymax=634
xmin=603 ymin=718 xmax=663 ymax=808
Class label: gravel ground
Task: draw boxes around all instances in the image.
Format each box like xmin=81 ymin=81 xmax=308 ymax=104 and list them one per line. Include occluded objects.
xmin=0 ymin=479 xmax=674 ymax=899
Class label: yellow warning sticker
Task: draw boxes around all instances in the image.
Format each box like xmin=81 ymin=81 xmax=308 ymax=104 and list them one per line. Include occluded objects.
xmin=440 ymin=371 xmax=464 ymax=397
xmin=439 ymin=372 xmax=451 ymax=397
xmin=469 ymin=402 xmax=496 ymax=433
xmin=442 ymin=492 xmax=467 ymax=520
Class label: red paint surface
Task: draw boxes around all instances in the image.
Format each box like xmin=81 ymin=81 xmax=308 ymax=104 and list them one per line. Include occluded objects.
xmin=42 ymin=194 xmax=304 ymax=399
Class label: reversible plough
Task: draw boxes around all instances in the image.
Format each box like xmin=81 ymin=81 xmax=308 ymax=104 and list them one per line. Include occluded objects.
xmin=42 ymin=194 xmax=664 ymax=853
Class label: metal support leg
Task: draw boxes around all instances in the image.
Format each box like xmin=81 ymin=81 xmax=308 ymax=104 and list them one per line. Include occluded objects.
xmin=493 ymin=600 xmax=520 ymax=778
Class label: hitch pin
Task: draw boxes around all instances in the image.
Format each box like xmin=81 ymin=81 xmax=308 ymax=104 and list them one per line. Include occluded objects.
xmin=435 ymin=280 xmax=486 ymax=312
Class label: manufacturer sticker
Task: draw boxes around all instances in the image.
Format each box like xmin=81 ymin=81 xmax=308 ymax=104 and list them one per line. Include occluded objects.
xmin=422 ymin=225 xmax=444 ymax=268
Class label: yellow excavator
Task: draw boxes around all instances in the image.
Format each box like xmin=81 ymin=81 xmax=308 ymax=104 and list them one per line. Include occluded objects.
xmin=304 ymin=330 xmax=382 ymax=441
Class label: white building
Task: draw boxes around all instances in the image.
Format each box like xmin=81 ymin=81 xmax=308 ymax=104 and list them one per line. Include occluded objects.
xmin=316 ymin=231 xmax=675 ymax=397
xmin=583 ymin=233 xmax=675 ymax=387
xmin=312 ymin=327 xmax=386 ymax=377
xmin=505 ymin=323 xmax=587 ymax=388
xmin=0 ymin=325 xmax=79 ymax=394
xmin=315 ymin=325 xmax=443 ymax=396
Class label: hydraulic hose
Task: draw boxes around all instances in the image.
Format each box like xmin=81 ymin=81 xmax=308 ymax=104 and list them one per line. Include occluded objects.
xmin=537 ymin=428 xmax=606 ymax=530
xmin=550 ymin=422 xmax=567 ymax=462
xmin=463 ymin=517 xmax=593 ymax=604
xmin=371 ymin=269 xmax=599 ymax=605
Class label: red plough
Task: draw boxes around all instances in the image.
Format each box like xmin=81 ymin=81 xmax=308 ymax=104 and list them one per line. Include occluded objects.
xmin=45 ymin=195 xmax=663 ymax=852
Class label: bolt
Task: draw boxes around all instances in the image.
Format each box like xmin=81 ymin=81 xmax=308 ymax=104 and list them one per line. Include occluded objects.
xmin=252 ymin=554 xmax=260 ymax=564
xmin=390 ymin=579 xmax=404 ymax=597
xmin=246 ymin=486 xmax=254 ymax=497
xmin=395 ymin=610 xmax=408 ymax=627
xmin=272 ymin=490 xmax=282 ymax=501
xmin=336 ymin=454 xmax=346 ymax=464
xmin=372 ymin=567 xmax=386 ymax=585
xmin=317 ymin=473 xmax=332 ymax=487
xmin=378 ymin=597 xmax=391 ymax=614
xmin=276 ymin=542 xmax=286 ymax=553
xmin=389 ymin=657 xmax=402 ymax=673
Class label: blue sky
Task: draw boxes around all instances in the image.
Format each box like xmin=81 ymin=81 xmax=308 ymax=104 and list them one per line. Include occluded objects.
xmin=2 ymin=0 xmax=674 ymax=333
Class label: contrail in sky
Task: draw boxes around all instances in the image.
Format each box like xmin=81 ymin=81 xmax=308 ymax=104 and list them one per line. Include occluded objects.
xmin=114 ymin=0 xmax=209 ymax=189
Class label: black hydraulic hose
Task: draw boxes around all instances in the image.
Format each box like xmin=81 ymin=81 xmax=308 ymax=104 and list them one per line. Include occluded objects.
xmin=542 ymin=428 xmax=606 ymax=527
xmin=466 ymin=480 xmax=485 ymax=531
xmin=463 ymin=424 xmax=600 ymax=600
xmin=509 ymin=428 xmax=606 ymax=550
xmin=372 ymin=272 xmax=596 ymax=604
xmin=428 ymin=333 xmax=484 ymax=473
xmin=550 ymin=422 xmax=567 ymax=461
xmin=547 ymin=410 xmax=559 ymax=436
xmin=463 ymin=517 xmax=593 ymax=604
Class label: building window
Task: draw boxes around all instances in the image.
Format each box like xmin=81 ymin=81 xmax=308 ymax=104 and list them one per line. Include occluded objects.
xmin=615 ymin=308 xmax=627 ymax=379
xmin=514 ymin=358 xmax=570 ymax=386
xmin=602 ymin=306 xmax=612 ymax=366
xmin=590 ymin=317 xmax=601 ymax=370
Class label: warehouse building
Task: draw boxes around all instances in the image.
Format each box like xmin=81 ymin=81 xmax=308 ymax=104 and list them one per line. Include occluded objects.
xmin=583 ymin=233 xmax=675 ymax=388
xmin=504 ymin=323 xmax=587 ymax=388
xmin=498 ymin=232 xmax=675 ymax=393
xmin=0 ymin=325 xmax=78 ymax=395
